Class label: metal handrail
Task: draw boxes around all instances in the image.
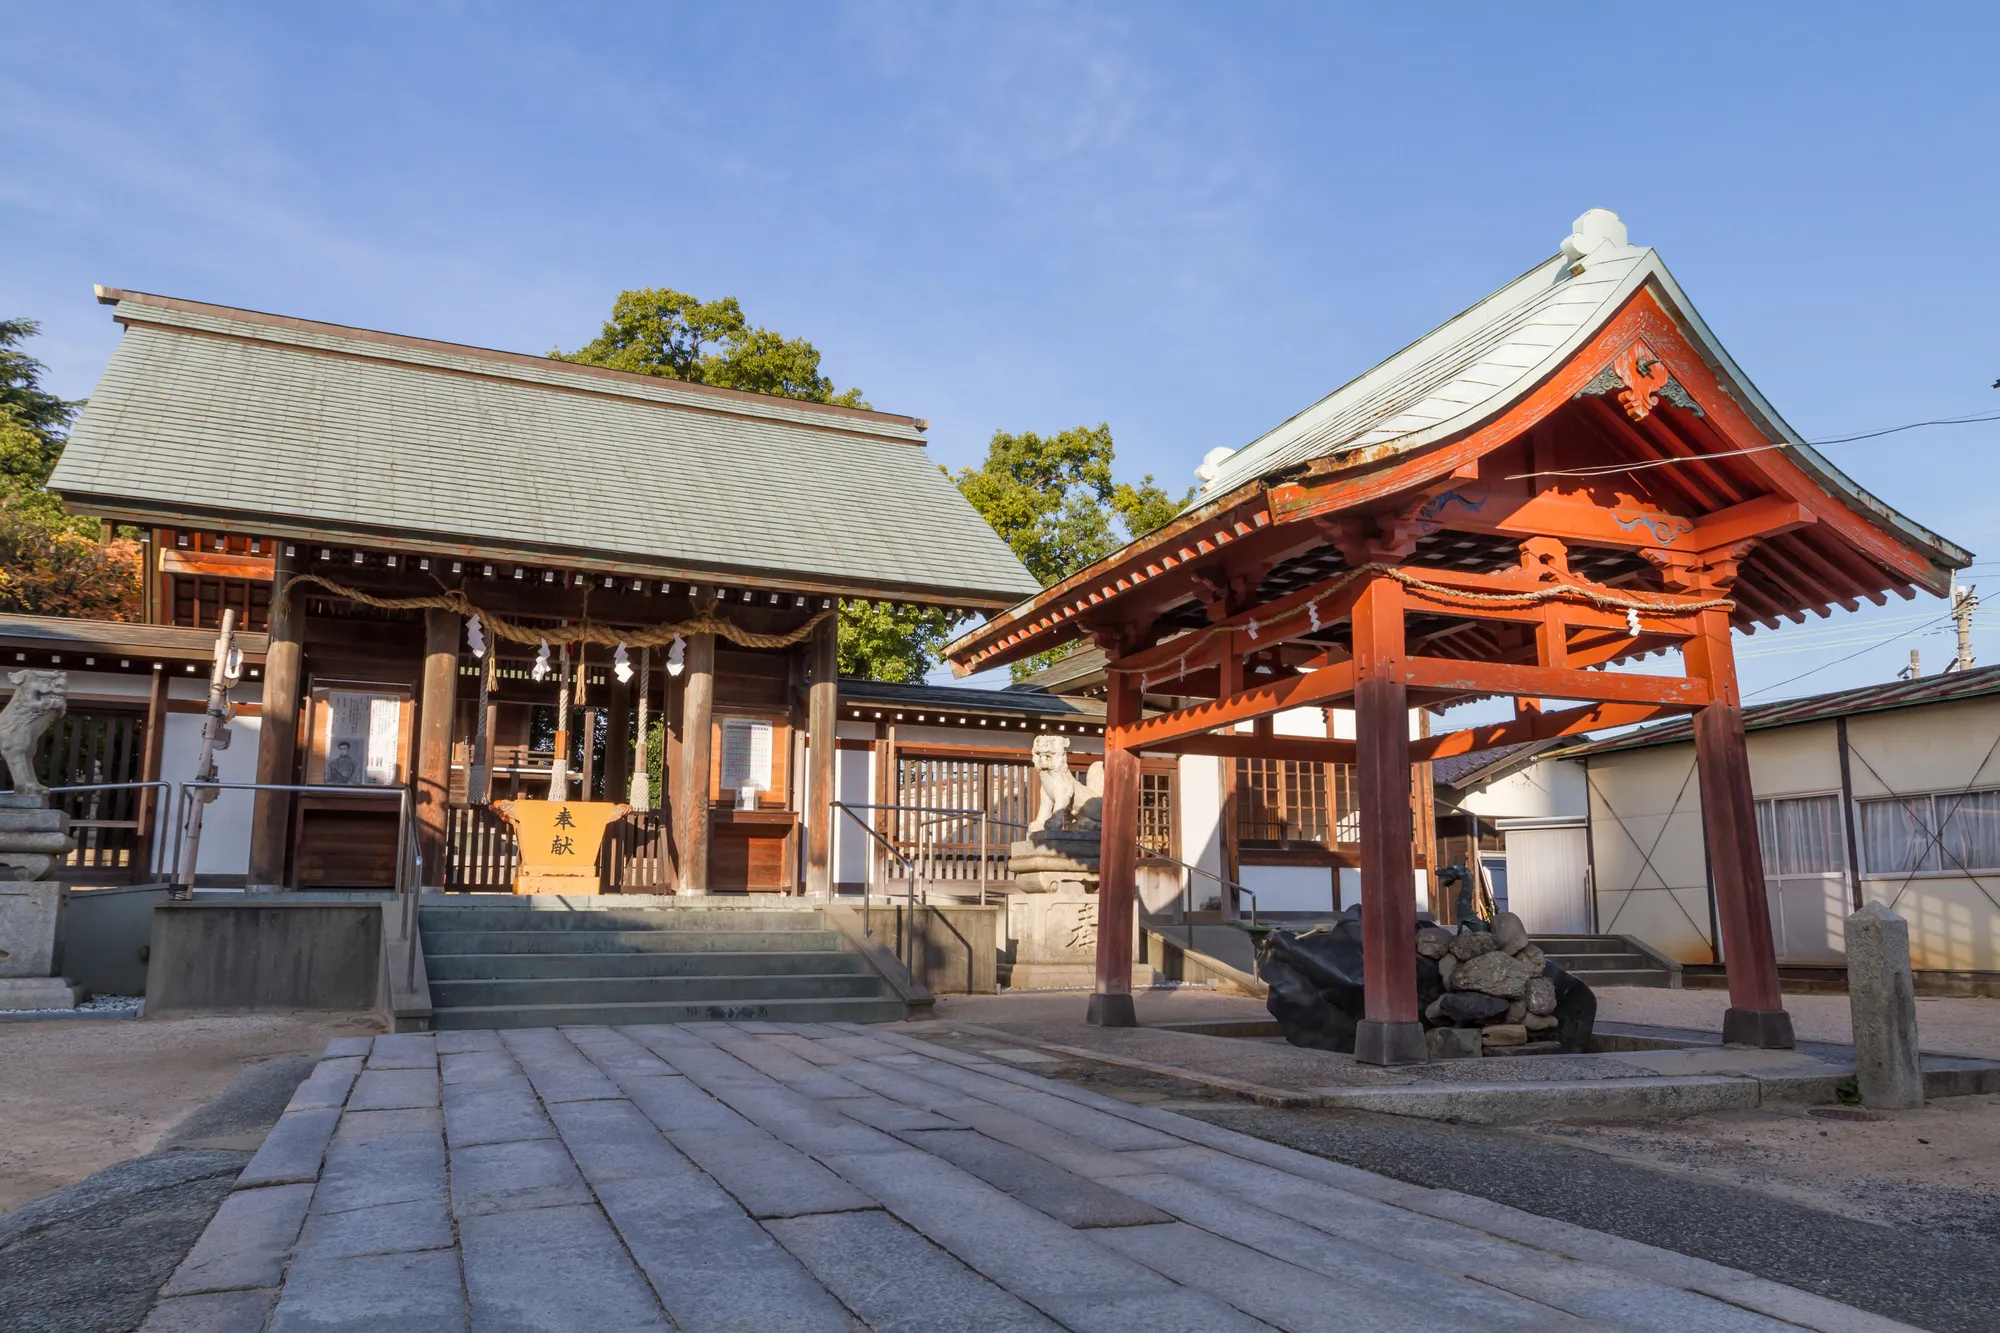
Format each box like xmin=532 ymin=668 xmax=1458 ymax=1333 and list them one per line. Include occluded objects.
xmin=170 ymin=780 xmax=410 ymax=899
xmin=2 ymin=780 xmax=175 ymax=879
xmin=1134 ymin=846 xmax=1259 ymax=941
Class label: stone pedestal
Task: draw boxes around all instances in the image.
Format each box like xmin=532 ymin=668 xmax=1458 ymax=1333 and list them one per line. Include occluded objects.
xmin=1006 ymin=885 xmax=1101 ymax=989
xmin=0 ymin=878 xmax=77 ymax=1010
xmin=0 ymin=797 xmax=79 ymax=1010
xmin=1845 ymin=901 xmax=1924 ymax=1110
xmin=1007 ymin=830 xmax=1100 ymax=896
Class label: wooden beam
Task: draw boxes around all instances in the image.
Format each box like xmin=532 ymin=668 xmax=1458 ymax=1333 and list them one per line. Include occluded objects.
xmin=415 ymin=607 xmax=460 ymax=886
xmin=1688 ymin=495 xmax=1814 ymax=552
xmin=1401 ymin=656 xmax=1710 ymax=708
xmin=678 ymin=631 xmax=716 ymax=893
xmin=1141 ymin=732 xmax=1357 ymax=764
xmin=805 ymin=611 xmax=838 ymax=899
xmin=1090 ymin=671 xmax=1142 ymax=1028
xmin=1107 ymin=660 xmax=1356 ymax=752
xmin=248 ymin=546 xmax=302 ymax=886
xmin=1352 ymin=575 xmax=1424 ymax=1064
xmin=1413 ymin=701 xmax=1680 ymax=762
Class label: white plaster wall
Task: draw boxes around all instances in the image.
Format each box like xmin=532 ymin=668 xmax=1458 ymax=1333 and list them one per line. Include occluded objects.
xmin=1273 ymin=707 xmax=1325 ymax=738
xmin=833 ymin=747 xmax=874 ymax=886
xmin=1846 ymin=697 xmax=2000 ymax=973
xmin=1746 ymin=721 xmax=1839 ymax=798
xmin=1583 ymin=745 xmax=1713 ymax=964
xmin=1241 ymin=863 xmax=1335 ymax=914
xmin=1178 ymin=753 xmax=1224 ymax=888
xmin=1455 ymin=758 xmax=1587 ymax=820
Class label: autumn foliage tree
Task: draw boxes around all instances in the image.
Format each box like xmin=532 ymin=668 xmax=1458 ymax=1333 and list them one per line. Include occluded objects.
xmin=0 ymin=320 xmax=140 ymax=620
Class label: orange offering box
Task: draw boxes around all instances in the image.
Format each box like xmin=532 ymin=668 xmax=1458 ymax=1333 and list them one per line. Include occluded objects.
xmin=491 ymin=799 xmax=631 ymax=894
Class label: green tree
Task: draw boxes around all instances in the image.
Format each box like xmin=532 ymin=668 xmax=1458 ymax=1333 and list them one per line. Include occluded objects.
xmin=555 ymin=292 xmax=1187 ymax=682
xmin=553 ymin=288 xmax=866 ymax=407
xmin=0 ymin=321 xmax=140 ymax=620
xmin=953 ymin=424 xmax=1191 ymax=679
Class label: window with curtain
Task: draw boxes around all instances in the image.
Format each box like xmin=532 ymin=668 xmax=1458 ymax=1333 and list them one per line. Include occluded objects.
xmin=1754 ymin=794 xmax=1846 ymax=877
xmin=1860 ymin=787 xmax=2000 ymax=875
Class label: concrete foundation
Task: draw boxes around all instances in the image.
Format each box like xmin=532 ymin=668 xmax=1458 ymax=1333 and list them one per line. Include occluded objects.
xmin=146 ymin=897 xmax=386 ymax=1015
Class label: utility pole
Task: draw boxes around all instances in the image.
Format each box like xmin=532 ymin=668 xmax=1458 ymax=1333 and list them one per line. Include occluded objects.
xmin=1952 ymin=582 xmax=1978 ymax=672
xmin=1899 ymin=648 xmax=1922 ymax=682
xmin=174 ymin=609 xmax=241 ymax=898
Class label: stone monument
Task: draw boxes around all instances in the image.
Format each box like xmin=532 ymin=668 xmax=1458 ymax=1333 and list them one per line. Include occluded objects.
xmin=0 ymin=670 xmax=81 ymax=1010
xmin=1845 ymin=900 xmax=1924 ymax=1110
xmin=1003 ymin=735 xmax=1106 ymax=988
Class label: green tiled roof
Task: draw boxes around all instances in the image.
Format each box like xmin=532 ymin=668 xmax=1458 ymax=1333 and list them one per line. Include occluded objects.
xmin=50 ymin=291 xmax=1040 ymax=607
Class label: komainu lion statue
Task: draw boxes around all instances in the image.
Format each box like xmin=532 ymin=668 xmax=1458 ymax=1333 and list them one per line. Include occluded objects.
xmin=1029 ymin=734 xmax=1104 ymax=833
xmin=0 ymin=670 xmax=67 ymax=799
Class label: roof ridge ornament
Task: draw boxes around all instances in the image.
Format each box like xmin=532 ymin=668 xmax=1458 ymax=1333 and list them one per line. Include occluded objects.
xmin=1560 ymin=208 xmax=1631 ymax=275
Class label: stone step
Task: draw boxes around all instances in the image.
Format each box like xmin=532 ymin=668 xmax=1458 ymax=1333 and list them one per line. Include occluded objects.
xmin=429 ymin=972 xmax=890 ymax=1008
xmin=417 ymin=907 xmax=825 ymax=933
xmin=423 ymin=950 xmax=870 ymax=981
xmin=421 ymin=928 xmax=847 ymax=955
xmin=1532 ymin=935 xmax=1651 ymax=955
xmin=1540 ymin=950 xmax=1655 ymax=971
xmin=1554 ymin=966 xmax=1675 ymax=988
xmin=427 ymin=995 xmax=910 ymax=1030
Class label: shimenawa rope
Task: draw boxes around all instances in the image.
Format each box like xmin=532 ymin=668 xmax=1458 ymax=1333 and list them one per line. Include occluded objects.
xmin=282 ymin=574 xmax=835 ymax=651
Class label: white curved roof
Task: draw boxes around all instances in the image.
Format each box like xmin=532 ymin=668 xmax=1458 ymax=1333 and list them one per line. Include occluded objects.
xmin=1190 ymin=213 xmax=1967 ymax=570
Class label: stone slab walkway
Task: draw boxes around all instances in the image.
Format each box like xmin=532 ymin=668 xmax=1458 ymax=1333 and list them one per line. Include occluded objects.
xmin=142 ymin=1022 xmax=1920 ymax=1333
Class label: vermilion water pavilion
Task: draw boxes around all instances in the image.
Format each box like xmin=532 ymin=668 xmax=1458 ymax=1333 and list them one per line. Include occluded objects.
xmin=946 ymin=210 xmax=1970 ymax=1062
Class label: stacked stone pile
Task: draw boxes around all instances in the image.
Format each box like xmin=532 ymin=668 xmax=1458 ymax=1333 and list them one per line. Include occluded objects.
xmin=1419 ymin=912 xmax=1562 ymax=1051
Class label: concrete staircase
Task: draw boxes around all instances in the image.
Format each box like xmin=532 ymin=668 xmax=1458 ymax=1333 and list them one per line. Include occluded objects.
xmin=1533 ymin=934 xmax=1680 ymax=988
xmin=420 ymin=900 xmax=908 ymax=1029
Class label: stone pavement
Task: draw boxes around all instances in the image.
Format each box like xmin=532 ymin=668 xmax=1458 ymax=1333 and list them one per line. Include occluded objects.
xmin=142 ymin=1023 xmax=1920 ymax=1333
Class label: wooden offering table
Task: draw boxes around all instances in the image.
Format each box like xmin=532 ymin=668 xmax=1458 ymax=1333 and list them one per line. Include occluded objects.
xmin=492 ymin=799 xmax=629 ymax=894
xmin=709 ymin=806 xmax=797 ymax=893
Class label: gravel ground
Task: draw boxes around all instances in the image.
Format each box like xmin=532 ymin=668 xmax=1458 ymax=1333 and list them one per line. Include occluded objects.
xmin=1532 ymin=1094 xmax=2000 ymax=1238
xmin=1185 ymin=1102 xmax=2000 ymax=1333
xmin=0 ymin=1054 xmax=319 ymax=1333
xmin=0 ymin=1012 xmax=377 ymax=1213
xmin=1594 ymin=987 xmax=2000 ymax=1059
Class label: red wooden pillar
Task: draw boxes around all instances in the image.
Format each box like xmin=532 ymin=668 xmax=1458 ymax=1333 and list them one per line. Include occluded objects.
xmin=1352 ymin=575 xmax=1427 ymax=1065
xmin=1089 ymin=669 xmax=1142 ymax=1027
xmin=1684 ymin=601 xmax=1793 ymax=1048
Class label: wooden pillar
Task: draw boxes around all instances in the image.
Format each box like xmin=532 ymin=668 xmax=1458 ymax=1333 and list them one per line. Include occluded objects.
xmin=1218 ymin=645 xmax=1243 ymax=918
xmin=136 ymin=663 xmax=169 ymax=879
xmin=602 ymin=678 xmax=631 ymax=804
xmin=1685 ymin=602 xmax=1793 ymax=1048
xmin=805 ymin=610 xmax=839 ymax=899
xmin=1352 ymin=575 xmax=1426 ymax=1065
xmin=1089 ymin=669 xmax=1142 ymax=1027
xmin=678 ymin=632 xmax=716 ymax=894
xmin=248 ymin=545 xmax=302 ymax=887
xmin=416 ymin=607 xmax=459 ymax=888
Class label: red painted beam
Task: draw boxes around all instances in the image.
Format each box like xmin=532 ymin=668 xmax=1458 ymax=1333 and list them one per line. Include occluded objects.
xmin=1401 ymin=656 xmax=1709 ymax=708
xmin=1107 ymin=660 xmax=1356 ymax=751
xmin=1413 ymin=701 xmax=1681 ymax=762
xmin=1138 ymin=732 xmax=1358 ymax=763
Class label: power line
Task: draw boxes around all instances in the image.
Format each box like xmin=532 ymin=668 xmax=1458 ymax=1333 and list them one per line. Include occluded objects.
xmin=1743 ymin=611 xmax=1958 ymax=699
xmin=1507 ymin=408 xmax=2000 ymax=482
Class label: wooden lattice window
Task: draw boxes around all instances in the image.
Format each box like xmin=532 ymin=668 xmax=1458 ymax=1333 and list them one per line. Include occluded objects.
xmin=1237 ymin=759 xmax=1358 ymax=848
xmin=1139 ymin=770 xmax=1175 ymax=856
xmin=171 ymin=576 xmax=271 ymax=631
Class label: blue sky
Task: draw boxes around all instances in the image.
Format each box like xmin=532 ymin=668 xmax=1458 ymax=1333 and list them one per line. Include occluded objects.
xmin=4 ymin=3 xmax=1996 ymax=700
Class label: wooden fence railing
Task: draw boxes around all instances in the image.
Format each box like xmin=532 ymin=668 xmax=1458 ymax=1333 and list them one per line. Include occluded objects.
xmin=39 ymin=710 xmax=150 ymax=881
xmin=442 ymin=804 xmax=673 ymax=892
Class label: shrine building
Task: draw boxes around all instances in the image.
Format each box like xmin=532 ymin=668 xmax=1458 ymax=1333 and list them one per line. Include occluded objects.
xmin=37 ymin=286 xmax=1040 ymax=898
xmin=945 ymin=209 xmax=1971 ymax=1060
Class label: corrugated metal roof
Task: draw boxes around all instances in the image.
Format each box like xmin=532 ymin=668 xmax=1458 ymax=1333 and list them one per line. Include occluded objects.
xmin=50 ymin=292 xmax=1042 ymax=606
xmin=1184 ymin=215 xmax=1966 ymax=573
xmin=1559 ymin=663 xmax=2000 ymax=757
